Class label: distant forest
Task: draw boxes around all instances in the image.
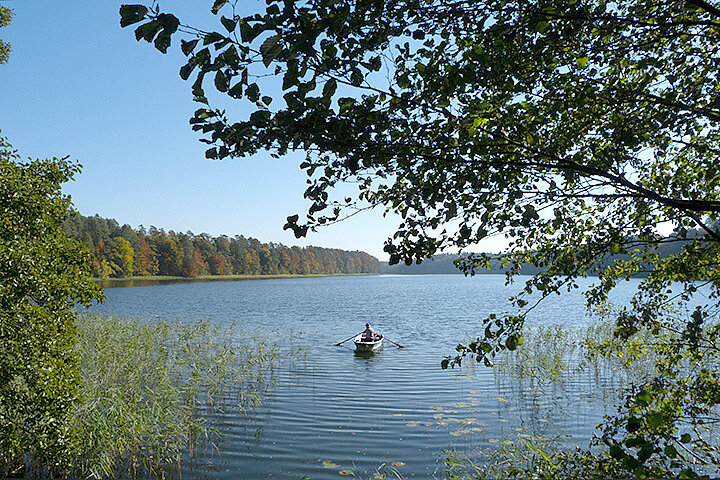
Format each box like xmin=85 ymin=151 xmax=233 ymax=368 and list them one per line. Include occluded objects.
xmin=63 ymin=214 xmax=380 ymax=278
xmin=381 ymin=234 xmax=702 ymax=275
xmin=381 ymin=254 xmax=526 ymax=275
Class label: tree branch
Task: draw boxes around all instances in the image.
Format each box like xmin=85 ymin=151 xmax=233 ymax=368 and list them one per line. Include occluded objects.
xmin=687 ymin=0 xmax=720 ymax=19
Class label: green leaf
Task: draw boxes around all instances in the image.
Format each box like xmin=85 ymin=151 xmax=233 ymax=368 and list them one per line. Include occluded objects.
xmin=367 ymin=56 xmax=381 ymax=71
xmin=158 ymin=13 xmax=179 ymax=32
xmin=179 ymin=58 xmax=198 ymax=80
xmin=350 ymin=69 xmax=363 ymax=86
xmin=396 ymin=72 xmax=410 ymax=88
xmin=664 ymin=445 xmax=678 ymax=458
xmin=635 ymin=389 xmax=652 ymax=405
xmin=260 ymin=35 xmax=282 ymax=67
xmin=228 ymin=82 xmax=243 ymax=99
xmin=323 ymin=79 xmax=337 ymax=99
xmin=195 ymin=47 xmax=211 ymax=66
xmin=250 ymin=110 xmax=271 ymax=126
xmin=204 ymin=32 xmax=225 ymax=45
xmin=134 ymin=20 xmax=161 ymax=43
xmin=214 ymin=70 xmax=229 ymax=92
xmin=211 ymin=0 xmax=229 ymax=14
xmin=245 ymin=83 xmax=260 ymax=102
xmin=192 ymin=71 xmax=206 ymax=99
xmin=155 ymin=14 xmax=180 ymax=53
xmin=239 ymin=21 xmax=253 ymax=42
xmin=181 ymin=39 xmax=199 ymax=56
xmin=646 ymin=411 xmax=665 ymax=429
xmin=222 ymin=45 xmax=240 ymax=68
xmin=283 ymin=60 xmax=299 ymax=90
xmin=609 ymin=444 xmax=625 ymax=460
xmin=576 ymin=56 xmax=590 ymax=68
xmin=119 ymin=5 xmax=149 ymax=27
xmin=638 ymin=443 xmax=654 ymax=462
xmin=522 ymin=205 xmax=539 ymax=222
xmin=323 ymin=43 xmax=337 ymax=59
xmin=154 ymin=32 xmax=171 ymax=53
xmin=627 ymin=417 xmax=641 ymax=433
xmin=221 ymin=16 xmax=236 ymax=32
xmin=680 ymin=433 xmax=692 ymax=443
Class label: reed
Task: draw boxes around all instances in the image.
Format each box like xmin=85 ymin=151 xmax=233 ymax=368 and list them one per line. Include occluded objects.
xmin=492 ymin=321 xmax=661 ymax=387
xmin=494 ymin=324 xmax=580 ymax=383
xmin=440 ymin=322 xmax=681 ymax=479
xmin=440 ymin=439 xmax=624 ymax=480
xmin=68 ymin=313 xmax=279 ymax=479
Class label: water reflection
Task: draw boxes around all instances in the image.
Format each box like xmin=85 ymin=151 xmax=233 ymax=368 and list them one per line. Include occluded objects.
xmin=354 ymin=349 xmax=382 ymax=360
xmin=94 ymin=275 xmax=342 ymax=289
xmin=94 ymin=277 xmax=259 ymax=289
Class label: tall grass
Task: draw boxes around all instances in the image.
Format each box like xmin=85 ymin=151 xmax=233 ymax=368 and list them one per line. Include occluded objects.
xmin=68 ymin=313 xmax=279 ymax=479
xmin=494 ymin=325 xmax=580 ymax=383
xmin=493 ymin=322 xmax=659 ymax=387
xmin=439 ymin=440 xmax=625 ymax=480
xmin=442 ymin=322 xmax=674 ymax=479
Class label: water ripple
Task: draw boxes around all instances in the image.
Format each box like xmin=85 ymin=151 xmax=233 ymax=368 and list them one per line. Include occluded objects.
xmin=93 ymin=274 xmax=637 ymax=479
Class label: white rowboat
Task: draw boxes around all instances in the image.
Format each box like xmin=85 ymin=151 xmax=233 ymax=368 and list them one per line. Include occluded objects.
xmin=353 ymin=334 xmax=383 ymax=352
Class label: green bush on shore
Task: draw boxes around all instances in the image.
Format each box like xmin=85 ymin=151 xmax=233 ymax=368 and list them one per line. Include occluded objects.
xmin=0 ymin=137 xmax=104 ymax=478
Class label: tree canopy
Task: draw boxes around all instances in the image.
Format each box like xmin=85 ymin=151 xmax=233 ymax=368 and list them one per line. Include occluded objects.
xmin=121 ymin=0 xmax=720 ymax=475
xmin=0 ymin=4 xmax=12 ymax=65
xmin=62 ymin=213 xmax=380 ymax=278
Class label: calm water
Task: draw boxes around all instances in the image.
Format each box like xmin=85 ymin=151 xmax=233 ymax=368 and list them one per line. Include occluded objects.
xmin=90 ymin=274 xmax=638 ymax=479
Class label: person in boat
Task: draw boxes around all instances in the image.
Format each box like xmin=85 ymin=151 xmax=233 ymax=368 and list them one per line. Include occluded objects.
xmin=362 ymin=323 xmax=382 ymax=342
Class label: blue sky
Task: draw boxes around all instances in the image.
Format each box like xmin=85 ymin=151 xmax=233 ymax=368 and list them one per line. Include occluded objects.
xmin=0 ymin=1 xmax=505 ymax=260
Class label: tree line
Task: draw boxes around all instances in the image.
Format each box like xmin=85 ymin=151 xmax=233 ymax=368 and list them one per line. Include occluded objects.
xmin=62 ymin=213 xmax=380 ymax=278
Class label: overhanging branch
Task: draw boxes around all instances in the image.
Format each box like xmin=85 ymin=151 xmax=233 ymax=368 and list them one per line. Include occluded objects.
xmin=687 ymin=0 xmax=720 ymax=19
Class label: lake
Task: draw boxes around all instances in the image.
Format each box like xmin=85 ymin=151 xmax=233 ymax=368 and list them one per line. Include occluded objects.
xmin=90 ymin=274 xmax=638 ymax=479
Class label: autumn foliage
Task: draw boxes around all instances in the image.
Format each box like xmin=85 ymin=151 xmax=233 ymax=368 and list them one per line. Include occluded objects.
xmin=62 ymin=214 xmax=380 ymax=278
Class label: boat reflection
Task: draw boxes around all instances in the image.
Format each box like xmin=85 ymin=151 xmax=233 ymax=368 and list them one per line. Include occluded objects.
xmin=354 ymin=349 xmax=381 ymax=360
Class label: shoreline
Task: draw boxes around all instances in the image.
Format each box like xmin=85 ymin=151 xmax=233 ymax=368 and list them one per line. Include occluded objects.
xmin=93 ymin=273 xmax=380 ymax=288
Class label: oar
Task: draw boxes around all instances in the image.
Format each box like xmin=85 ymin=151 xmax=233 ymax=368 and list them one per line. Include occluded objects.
xmin=335 ymin=331 xmax=364 ymax=346
xmin=382 ymin=336 xmax=405 ymax=348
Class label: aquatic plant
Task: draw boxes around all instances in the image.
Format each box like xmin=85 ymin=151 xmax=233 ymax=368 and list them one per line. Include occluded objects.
xmin=443 ymin=318 xmax=720 ymax=478
xmin=441 ymin=440 xmax=630 ymax=480
xmin=493 ymin=325 xmax=580 ymax=384
xmin=68 ymin=313 xmax=280 ymax=479
xmin=492 ymin=321 xmax=663 ymax=388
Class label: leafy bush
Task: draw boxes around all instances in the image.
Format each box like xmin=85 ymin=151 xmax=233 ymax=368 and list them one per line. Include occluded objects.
xmin=0 ymin=134 xmax=103 ymax=476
